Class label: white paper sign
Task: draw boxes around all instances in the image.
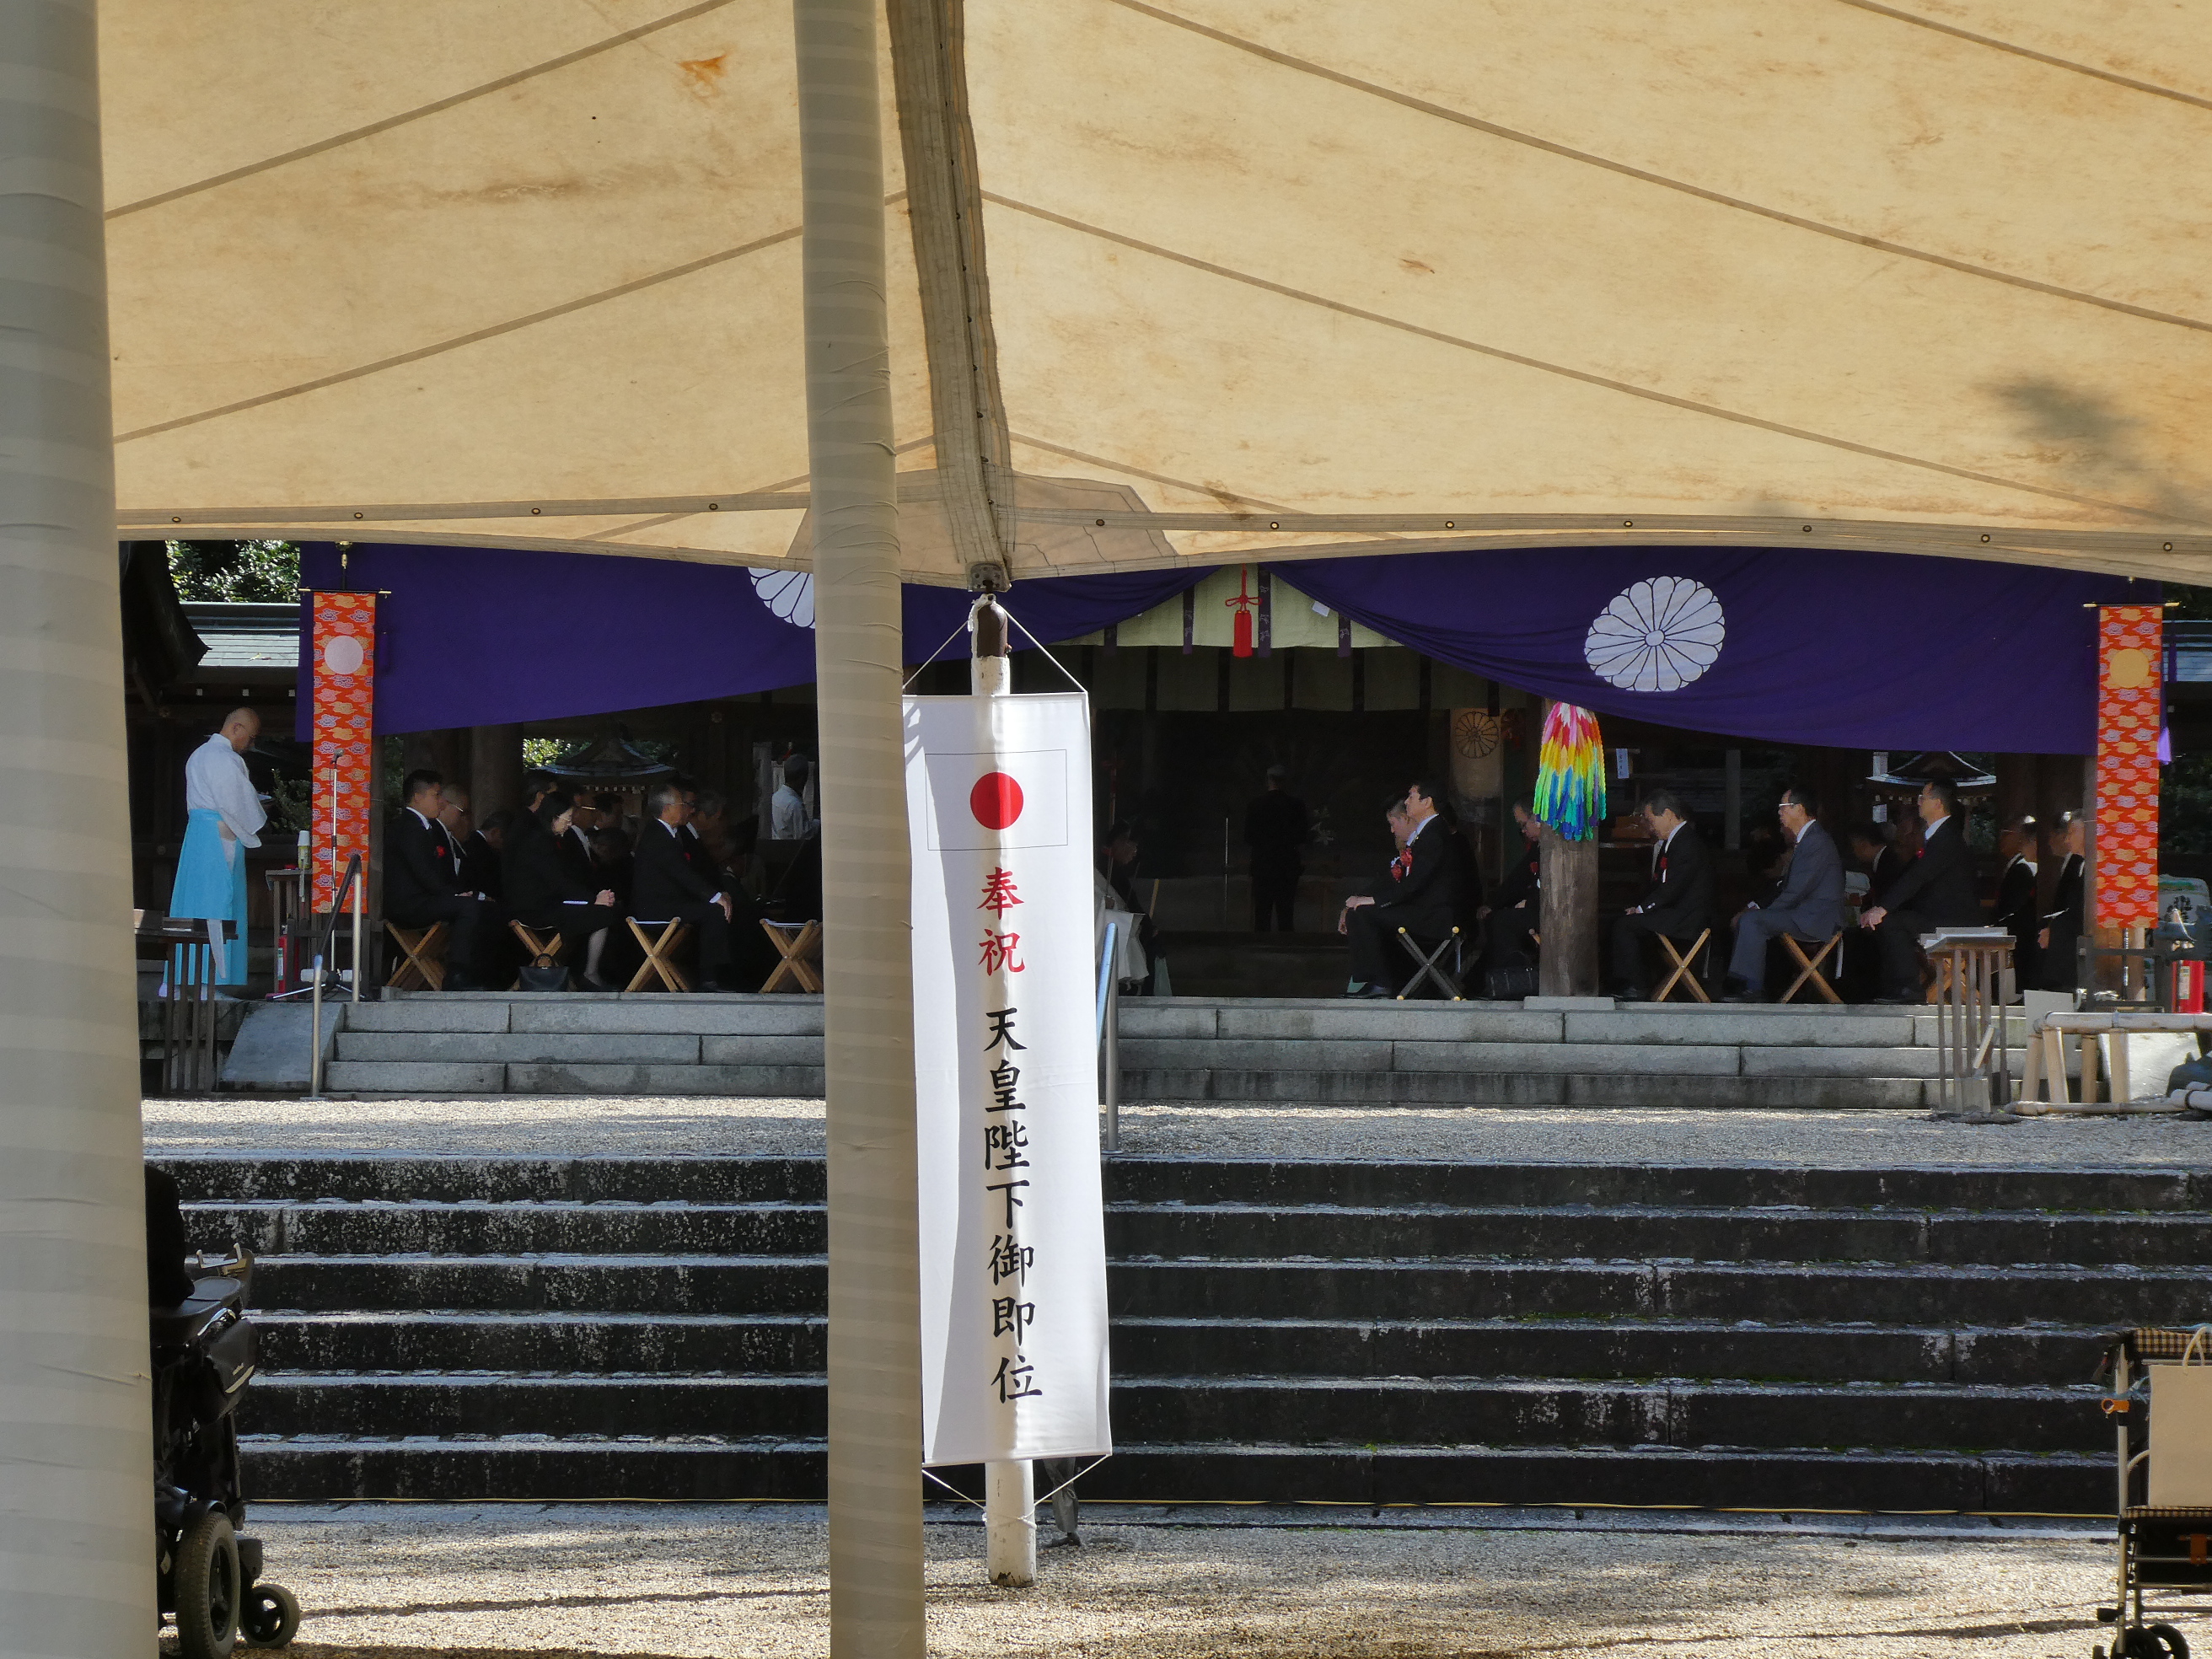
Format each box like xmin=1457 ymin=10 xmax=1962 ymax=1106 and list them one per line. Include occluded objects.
xmin=906 ymin=691 xmax=1112 ymax=1466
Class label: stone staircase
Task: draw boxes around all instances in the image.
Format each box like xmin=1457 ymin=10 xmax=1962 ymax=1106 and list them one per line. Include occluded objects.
xmin=162 ymin=1152 xmax=2209 ymax=1512
xmin=302 ymin=994 xmax=2024 ymax=1109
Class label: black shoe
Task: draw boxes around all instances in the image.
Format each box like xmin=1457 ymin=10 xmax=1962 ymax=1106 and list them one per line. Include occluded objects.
xmin=695 ymin=979 xmax=727 ymax=993
xmin=1614 ymin=986 xmax=1648 ymax=1002
xmin=1876 ymin=990 xmax=1921 ymax=1004
xmin=1721 ymin=989 xmax=1764 ymax=1004
xmin=1721 ymin=974 xmax=1751 ymax=996
xmin=445 ymin=974 xmax=481 ymax=993
xmin=1355 ymin=983 xmax=1397 ymax=998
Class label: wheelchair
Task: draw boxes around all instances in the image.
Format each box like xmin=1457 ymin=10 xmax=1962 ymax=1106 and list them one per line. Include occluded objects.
xmin=153 ymin=1246 xmax=300 ymax=1656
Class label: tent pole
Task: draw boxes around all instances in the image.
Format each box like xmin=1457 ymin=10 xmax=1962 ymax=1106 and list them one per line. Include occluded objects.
xmin=0 ymin=3 xmax=157 ymax=1652
xmin=794 ymin=1 xmax=926 ymax=1655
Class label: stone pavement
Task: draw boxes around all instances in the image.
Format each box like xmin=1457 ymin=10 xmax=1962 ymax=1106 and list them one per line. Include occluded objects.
xmin=251 ymin=1501 xmax=2117 ymax=1658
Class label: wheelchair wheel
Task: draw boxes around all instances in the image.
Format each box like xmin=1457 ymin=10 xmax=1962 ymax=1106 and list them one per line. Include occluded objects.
xmin=2147 ymin=1624 xmax=2190 ymax=1659
xmin=174 ymin=1508 xmax=242 ymax=1659
xmin=240 ymin=1581 xmax=300 ymax=1649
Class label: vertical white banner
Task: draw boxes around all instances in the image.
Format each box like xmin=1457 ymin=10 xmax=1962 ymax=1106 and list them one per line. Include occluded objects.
xmin=907 ymin=690 xmax=1111 ymax=1465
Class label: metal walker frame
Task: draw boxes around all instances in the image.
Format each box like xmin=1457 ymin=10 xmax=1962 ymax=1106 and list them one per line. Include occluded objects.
xmin=2095 ymin=1327 xmax=2212 ymax=1658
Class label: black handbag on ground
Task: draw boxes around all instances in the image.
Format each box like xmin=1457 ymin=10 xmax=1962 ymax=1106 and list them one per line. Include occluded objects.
xmin=517 ymin=952 xmax=569 ymax=992
xmin=1485 ymin=962 xmax=1540 ymax=1000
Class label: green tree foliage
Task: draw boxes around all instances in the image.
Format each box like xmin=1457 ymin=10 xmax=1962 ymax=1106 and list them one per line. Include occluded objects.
xmin=167 ymin=540 xmax=299 ymax=602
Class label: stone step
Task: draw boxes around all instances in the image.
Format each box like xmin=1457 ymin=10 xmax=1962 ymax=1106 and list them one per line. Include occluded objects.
xmin=362 ymin=994 xmax=824 ymax=1034
xmin=253 ymin=1254 xmax=825 ymax=1315
xmin=247 ymin=1251 xmax=2190 ymax=1326
xmin=164 ymin=1154 xmax=2209 ymax=1214
xmin=320 ymin=1060 xmax=825 ymax=1096
xmin=234 ymin=1436 xmax=2109 ymax=1512
xmin=1111 ymin=1259 xmax=2210 ymax=1326
xmin=164 ymin=1153 xmax=825 ymax=1205
xmin=186 ymin=1197 xmax=2212 ymax=1266
xmin=1121 ymin=1069 xmax=1934 ymax=1107
xmin=255 ymin=1311 xmax=2107 ymax=1387
xmin=332 ymin=1032 xmax=826 ymax=1066
xmin=1120 ymin=1038 xmax=1950 ymax=1078
xmin=239 ymin=1372 xmax=2106 ymax=1453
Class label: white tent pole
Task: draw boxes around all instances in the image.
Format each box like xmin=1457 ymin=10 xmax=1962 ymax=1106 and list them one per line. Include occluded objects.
xmin=0 ymin=3 xmax=157 ymax=1653
xmin=969 ymin=597 xmax=1036 ymax=1587
xmin=793 ymin=1 xmax=926 ymax=1654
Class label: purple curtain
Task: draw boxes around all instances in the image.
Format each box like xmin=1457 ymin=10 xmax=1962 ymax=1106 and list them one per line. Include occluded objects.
xmin=296 ymin=542 xmax=1209 ymax=736
xmin=1280 ymin=546 xmax=2140 ymax=754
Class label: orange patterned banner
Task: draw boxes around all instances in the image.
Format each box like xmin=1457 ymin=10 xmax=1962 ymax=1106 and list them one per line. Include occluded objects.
xmin=2094 ymin=604 xmax=2161 ymax=929
xmin=309 ymin=592 xmax=377 ymax=913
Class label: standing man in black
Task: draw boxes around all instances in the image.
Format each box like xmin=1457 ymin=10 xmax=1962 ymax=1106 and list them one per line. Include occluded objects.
xmin=1993 ymin=815 xmax=2041 ymax=990
xmin=1340 ymin=779 xmax=1463 ymax=996
xmin=1860 ymin=778 xmax=1982 ymax=1001
xmin=1609 ymin=789 xmax=1715 ymax=1001
xmin=385 ymin=769 xmax=501 ymax=990
xmin=1244 ymin=765 xmax=1308 ymax=932
xmin=632 ymin=780 xmax=740 ymax=991
xmin=2039 ymin=813 xmax=2086 ymax=991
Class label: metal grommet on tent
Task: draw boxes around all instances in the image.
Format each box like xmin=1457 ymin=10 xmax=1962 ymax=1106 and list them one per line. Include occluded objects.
xmin=529 ymin=507 xmax=540 ymax=515
xmin=1981 ymin=534 xmax=1991 ymax=543
xmin=170 ymin=516 xmax=180 ymax=523
xmin=1445 ymin=520 xmax=1455 ymax=529
xmin=1801 ymin=523 xmax=1812 ymax=532
xmin=708 ymin=502 xmax=719 ymax=510
xmin=1622 ymin=519 xmax=1633 ymax=528
xmin=2167 ymin=542 xmax=2177 ymax=551
xmin=352 ymin=512 xmax=362 ymax=519
xmin=1095 ymin=518 xmax=1103 ymax=525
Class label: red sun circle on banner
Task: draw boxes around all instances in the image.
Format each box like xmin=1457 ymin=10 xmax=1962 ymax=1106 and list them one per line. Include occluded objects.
xmin=969 ymin=771 xmax=1024 ymax=830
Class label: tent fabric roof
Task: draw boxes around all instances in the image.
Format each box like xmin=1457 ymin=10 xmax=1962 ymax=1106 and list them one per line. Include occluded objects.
xmin=102 ymin=1 xmax=2212 ymax=586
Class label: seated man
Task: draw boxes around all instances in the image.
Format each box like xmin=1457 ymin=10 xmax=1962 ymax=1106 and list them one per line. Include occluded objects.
xmin=1722 ymin=785 xmax=1845 ymax=1001
xmin=1859 ymin=777 xmax=1980 ymax=1001
xmin=508 ymin=792 xmax=623 ymax=990
xmin=385 ymin=768 xmax=501 ymax=990
xmin=1340 ymin=779 xmax=1463 ymax=998
xmin=1609 ymin=790 xmax=1715 ymax=1001
xmin=632 ymin=780 xmax=741 ymax=991
xmin=1479 ymin=796 xmax=1543 ymax=977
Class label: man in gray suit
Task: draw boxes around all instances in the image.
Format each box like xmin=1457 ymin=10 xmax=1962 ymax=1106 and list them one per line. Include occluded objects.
xmin=1723 ymin=786 xmax=1846 ymax=1001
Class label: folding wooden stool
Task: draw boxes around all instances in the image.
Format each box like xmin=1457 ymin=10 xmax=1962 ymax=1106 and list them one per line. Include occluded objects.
xmin=508 ymin=920 xmax=568 ymax=989
xmin=1393 ymin=925 xmax=1465 ymax=1001
xmin=385 ymin=921 xmax=448 ymax=991
xmin=1654 ymin=929 xmax=1712 ymax=1003
xmin=1779 ymin=931 xmax=1844 ymax=1004
xmin=625 ymin=918 xmax=692 ymax=991
xmin=761 ymin=919 xmax=824 ymax=993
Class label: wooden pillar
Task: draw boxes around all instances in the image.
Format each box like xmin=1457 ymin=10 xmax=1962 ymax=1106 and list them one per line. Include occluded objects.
xmin=470 ymin=723 xmax=522 ymax=818
xmin=1538 ymin=826 xmax=1599 ymax=996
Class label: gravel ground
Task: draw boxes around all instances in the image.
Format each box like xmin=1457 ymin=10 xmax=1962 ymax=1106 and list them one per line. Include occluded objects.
xmin=145 ymin=1093 xmax=2211 ymax=1166
xmin=239 ymin=1502 xmax=2123 ymax=1659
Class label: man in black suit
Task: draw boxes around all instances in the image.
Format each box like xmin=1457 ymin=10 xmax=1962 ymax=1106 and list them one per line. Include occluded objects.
xmin=1993 ymin=815 xmax=2040 ymax=990
xmin=2038 ymin=813 xmax=2086 ymax=991
xmin=632 ymin=780 xmax=740 ymax=991
xmin=1479 ymin=797 xmax=1543 ymax=977
xmin=1861 ymin=778 xmax=1982 ymax=1001
xmin=1610 ymin=789 xmax=1715 ymax=1001
xmin=1341 ymin=779 xmax=1463 ymax=996
xmin=385 ymin=769 xmax=501 ymax=990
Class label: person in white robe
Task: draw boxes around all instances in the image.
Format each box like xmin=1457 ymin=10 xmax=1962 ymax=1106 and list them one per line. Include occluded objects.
xmin=169 ymin=708 xmax=266 ymax=987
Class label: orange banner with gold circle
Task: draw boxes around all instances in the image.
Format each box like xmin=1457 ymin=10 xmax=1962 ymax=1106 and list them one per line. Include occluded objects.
xmin=2094 ymin=605 xmax=2161 ymax=929
xmin=309 ymin=592 xmax=377 ymax=913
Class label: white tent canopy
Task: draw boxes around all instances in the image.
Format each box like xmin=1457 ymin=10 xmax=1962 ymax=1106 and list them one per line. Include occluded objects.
xmin=103 ymin=0 xmax=2212 ymax=585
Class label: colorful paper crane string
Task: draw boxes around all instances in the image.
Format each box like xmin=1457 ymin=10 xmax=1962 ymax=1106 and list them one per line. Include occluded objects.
xmin=1533 ymin=702 xmax=1607 ymax=842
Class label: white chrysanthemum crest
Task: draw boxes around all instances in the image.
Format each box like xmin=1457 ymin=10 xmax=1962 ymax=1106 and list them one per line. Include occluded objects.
xmin=749 ymin=568 xmax=814 ymax=630
xmin=1583 ymin=577 xmax=1726 ymax=692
